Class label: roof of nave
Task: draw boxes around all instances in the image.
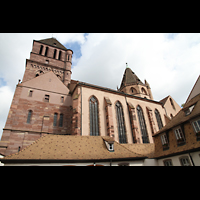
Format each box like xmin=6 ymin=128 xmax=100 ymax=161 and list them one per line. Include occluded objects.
xmin=2 ymin=135 xmax=154 ymax=163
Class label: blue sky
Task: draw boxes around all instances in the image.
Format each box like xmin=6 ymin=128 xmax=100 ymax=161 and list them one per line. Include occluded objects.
xmin=0 ymin=77 xmax=7 ymax=87
xmin=0 ymin=33 xmax=200 ymax=139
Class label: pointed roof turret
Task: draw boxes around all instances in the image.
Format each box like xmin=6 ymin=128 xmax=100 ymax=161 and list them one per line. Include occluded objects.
xmin=36 ymin=37 xmax=68 ymax=51
xmin=119 ymin=66 xmax=144 ymax=90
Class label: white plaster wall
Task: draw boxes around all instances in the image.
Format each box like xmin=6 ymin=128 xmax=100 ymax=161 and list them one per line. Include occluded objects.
xmin=157 ymin=151 xmax=200 ymax=166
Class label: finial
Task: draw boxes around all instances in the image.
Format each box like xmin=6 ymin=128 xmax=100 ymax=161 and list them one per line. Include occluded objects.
xmin=126 ymin=63 xmax=128 ymax=68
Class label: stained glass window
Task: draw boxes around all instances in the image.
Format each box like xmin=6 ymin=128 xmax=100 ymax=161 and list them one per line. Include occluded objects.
xmin=89 ymin=96 xmax=99 ymax=136
xmin=115 ymin=101 xmax=127 ymax=143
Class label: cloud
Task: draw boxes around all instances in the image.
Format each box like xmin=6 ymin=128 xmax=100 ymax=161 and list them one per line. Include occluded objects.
xmin=0 ymin=33 xmax=86 ymax=138
xmin=0 ymin=86 xmax=13 ymax=137
xmin=72 ymin=33 xmax=200 ymax=106
xmin=0 ymin=33 xmax=200 ymax=139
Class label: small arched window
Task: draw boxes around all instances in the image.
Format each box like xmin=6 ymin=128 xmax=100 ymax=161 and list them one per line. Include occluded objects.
xmin=89 ymin=96 xmax=99 ymax=136
xmin=115 ymin=101 xmax=127 ymax=143
xmin=35 ymin=70 xmax=44 ymax=77
xmin=45 ymin=47 xmax=49 ymax=57
xmin=53 ymin=113 xmax=58 ymax=127
xmin=39 ymin=45 xmax=43 ymax=55
xmin=27 ymin=110 xmax=32 ymax=124
xmin=53 ymin=49 xmax=57 ymax=59
xmin=141 ymin=87 xmax=147 ymax=95
xmin=58 ymin=50 xmax=62 ymax=60
xmin=137 ymin=105 xmax=149 ymax=143
xmin=59 ymin=113 xmax=64 ymax=127
xmin=155 ymin=109 xmax=163 ymax=130
xmin=130 ymin=87 xmax=137 ymax=94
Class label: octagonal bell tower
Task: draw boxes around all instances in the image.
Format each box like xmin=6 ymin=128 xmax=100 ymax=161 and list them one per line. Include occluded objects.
xmin=119 ymin=63 xmax=153 ymax=100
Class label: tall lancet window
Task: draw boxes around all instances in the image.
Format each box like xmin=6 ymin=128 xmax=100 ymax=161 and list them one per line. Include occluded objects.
xmin=137 ymin=105 xmax=149 ymax=143
xmin=115 ymin=101 xmax=127 ymax=143
xmin=89 ymin=96 xmax=99 ymax=136
xmin=155 ymin=109 xmax=163 ymax=130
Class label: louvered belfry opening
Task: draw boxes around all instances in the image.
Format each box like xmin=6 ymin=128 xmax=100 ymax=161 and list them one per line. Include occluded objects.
xmin=89 ymin=96 xmax=100 ymax=136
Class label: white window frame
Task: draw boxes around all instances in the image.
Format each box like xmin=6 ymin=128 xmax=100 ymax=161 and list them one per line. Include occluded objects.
xmin=185 ymin=104 xmax=195 ymax=116
xmin=179 ymin=156 xmax=191 ymax=166
xmin=104 ymin=141 xmax=114 ymax=152
xmin=174 ymin=127 xmax=184 ymax=140
xmin=163 ymin=159 xmax=173 ymax=166
xmin=160 ymin=134 xmax=168 ymax=145
xmin=192 ymin=118 xmax=200 ymax=133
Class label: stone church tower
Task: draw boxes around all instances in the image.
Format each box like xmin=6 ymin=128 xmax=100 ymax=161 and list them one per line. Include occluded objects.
xmin=0 ymin=38 xmax=74 ymax=156
xmin=23 ymin=37 xmax=73 ymax=86
xmin=119 ymin=64 xmax=153 ymax=100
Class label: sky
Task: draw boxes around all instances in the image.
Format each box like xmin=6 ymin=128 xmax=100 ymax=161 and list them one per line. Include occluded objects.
xmin=0 ymin=33 xmax=199 ymax=139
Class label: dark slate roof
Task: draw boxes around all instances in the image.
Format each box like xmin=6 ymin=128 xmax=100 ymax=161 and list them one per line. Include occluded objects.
xmin=36 ymin=37 xmax=68 ymax=51
xmin=119 ymin=67 xmax=144 ymax=90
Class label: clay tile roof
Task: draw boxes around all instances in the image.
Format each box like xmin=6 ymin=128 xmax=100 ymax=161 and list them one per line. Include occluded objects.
xmin=120 ymin=68 xmax=144 ymax=90
xmin=121 ymin=143 xmax=155 ymax=158
xmin=36 ymin=37 xmax=68 ymax=51
xmin=3 ymin=135 xmax=147 ymax=162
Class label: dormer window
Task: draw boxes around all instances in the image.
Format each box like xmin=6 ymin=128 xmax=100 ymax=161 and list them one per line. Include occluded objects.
xmin=104 ymin=140 xmax=114 ymax=152
xmin=109 ymin=143 xmax=114 ymax=151
xmin=185 ymin=104 xmax=196 ymax=116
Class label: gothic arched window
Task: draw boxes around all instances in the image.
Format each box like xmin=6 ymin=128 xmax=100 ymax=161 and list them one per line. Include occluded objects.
xmin=155 ymin=109 xmax=163 ymax=130
xmin=89 ymin=96 xmax=99 ymax=136
xmin=137 ymin=105 xmax=149 ymax=143
xmin=115 ymin=101 xmax=127 ymax=143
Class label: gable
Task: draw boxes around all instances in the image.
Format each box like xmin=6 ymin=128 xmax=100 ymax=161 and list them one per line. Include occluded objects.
xmin=36 ymin=38 xmax=68 ymax=51
xmin=21 ymin=71 xmax=69 ymax=94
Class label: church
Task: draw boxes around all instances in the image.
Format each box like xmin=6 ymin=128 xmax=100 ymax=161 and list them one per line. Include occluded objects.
xmin=0 ymin=37 xmax=185 ymax=166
